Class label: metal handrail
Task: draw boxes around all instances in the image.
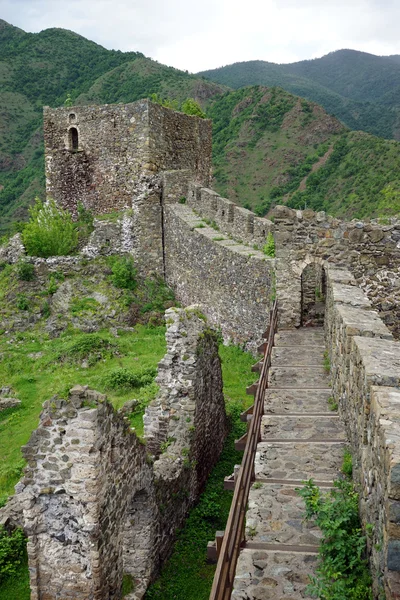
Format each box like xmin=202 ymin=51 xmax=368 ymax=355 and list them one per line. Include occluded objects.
xmin=209 ymin=299 xmax=278 ymax=600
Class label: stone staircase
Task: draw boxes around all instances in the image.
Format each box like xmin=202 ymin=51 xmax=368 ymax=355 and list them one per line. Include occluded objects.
xmin=232 ymin=327 xmax=347 ymax=600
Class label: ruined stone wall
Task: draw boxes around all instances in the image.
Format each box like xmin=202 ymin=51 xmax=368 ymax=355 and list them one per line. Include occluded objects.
xmin=163 ymin=203 xmax=275 ymax=352
xmin=269 ymin=205 xmax=400 ymax=334
xmin=17 ymin=307 xmax=227 ymax=600
xmin=324 ymin=266 xmax=400 ymax=600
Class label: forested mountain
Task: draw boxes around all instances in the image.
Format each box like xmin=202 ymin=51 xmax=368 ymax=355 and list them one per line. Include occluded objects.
xmin=199 ymin=50 xmax=400 ymax=141
xmin=0 ymin=20 xmax=224 ymax=233
xmin=208 ymin=87 xmax=400 ymax=218
xmin=1 ymin=20 xmax=400 ymax=233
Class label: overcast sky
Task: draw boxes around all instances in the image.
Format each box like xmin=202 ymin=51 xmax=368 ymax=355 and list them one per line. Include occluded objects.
xmin=1 ymin=0 xmax=400 ymax=72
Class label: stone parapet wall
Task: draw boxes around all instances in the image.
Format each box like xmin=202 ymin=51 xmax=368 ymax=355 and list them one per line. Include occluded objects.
xmin=163 ymin=203 xmax=275 ymax=352
xmin=187 ymin=183 xmax=274 ymax=249
xmin=325 ymin=265 xmax=400 ymax=600
xmin=270 ymin=205 xmax=400 ymax=333
xmin=15 ymin=308 xmax=227 ymax=600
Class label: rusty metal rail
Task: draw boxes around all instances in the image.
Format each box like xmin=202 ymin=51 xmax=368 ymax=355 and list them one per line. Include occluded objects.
xmin=209 ymin=299 xmax=278 ymax=600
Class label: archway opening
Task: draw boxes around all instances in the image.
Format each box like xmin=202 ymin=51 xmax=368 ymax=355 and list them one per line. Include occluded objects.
xmin=69 ymin=127 xmax=79 ymax=150
xmin=301 ymin=263 xmax=326 ymax=326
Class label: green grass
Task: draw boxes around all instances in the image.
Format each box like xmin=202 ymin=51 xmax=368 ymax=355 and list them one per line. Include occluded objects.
xmin=0 ymin=323 xmax=257 ymax=600
xmin=0 ymin=559 xmax=30 ymax=600
xmin=145 ymin=343 xmax=258 ymax=600
xmin=0 ymin=325 xmax=166 ymax=501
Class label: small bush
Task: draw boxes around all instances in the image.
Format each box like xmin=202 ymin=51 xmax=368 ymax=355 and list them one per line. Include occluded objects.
xmin=55 ymin=334 xmax=119 ymax=366
xmin=22 ymin=198 xmax=78 ymax=258
xmin=103 ymin=367 xmax=156 ymax=390
xmin=16 ymin=261 xmax=35 ymax=282
xmin=0 ymin=527 xmax=26 ymax=583
xmin=109 ymin=256 xmax=137 ymax=290
xmin=16 ymin=294 xmax=29 ymax=311
xmin=41 ymin=301 xmax=51 ymax=319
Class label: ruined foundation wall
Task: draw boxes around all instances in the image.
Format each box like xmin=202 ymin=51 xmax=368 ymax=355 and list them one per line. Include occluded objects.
xmin=163 ymin=203 xmax=275 ymax=351
xmin=325 ymin=266 xmax=400 ymax=600
xmin=18 ymin=308 xmax=226 ymax=600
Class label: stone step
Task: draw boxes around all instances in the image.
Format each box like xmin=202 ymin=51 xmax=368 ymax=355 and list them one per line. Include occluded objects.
xmin=255 ymin=441 xmax=344 ymax=481
xmin=268 ymin=366 xmax=330 ymax=389
xmin=274 ymin=328 xmax=325 ymax=347
xmin=260 ymin=415 xmax=345 ymax=442
xmin=246 ymin=483 xmax=323 ymax=547
xmin=272 ymin=345 xmax=325 ymax=367
xmin=232 ymin=548 xmax=317 ymax=600
xmin=264 ymin=388 xmax=333 ymax=414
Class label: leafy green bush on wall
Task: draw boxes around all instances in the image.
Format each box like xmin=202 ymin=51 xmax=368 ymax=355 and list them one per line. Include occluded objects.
xmin=22 ymin=198 xmax=78 ymax=258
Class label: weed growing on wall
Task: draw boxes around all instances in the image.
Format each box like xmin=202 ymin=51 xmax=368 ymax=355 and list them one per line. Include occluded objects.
xmin=297 ymin=478 xmax=372 ymax=600
xmin=263 ymin=232 xmax=275 ymax=257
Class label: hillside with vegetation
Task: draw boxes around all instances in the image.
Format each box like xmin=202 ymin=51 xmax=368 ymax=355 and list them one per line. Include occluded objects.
xmin=199 ymin=50 xmax=400 ymax=142
xmin=0 ymin=19 xmax=224 ymax=234
xmin=208 ymin=86 xmax=400 ymax=218
xmin=1 ymin=19 xmax=400 ymax=232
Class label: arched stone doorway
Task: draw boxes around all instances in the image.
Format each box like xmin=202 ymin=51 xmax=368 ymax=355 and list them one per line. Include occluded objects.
xmin=300 ymin=263 xmax=326 ymax=326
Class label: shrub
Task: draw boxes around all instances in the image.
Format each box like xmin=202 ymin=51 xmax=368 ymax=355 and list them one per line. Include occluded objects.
xmin=16 ymin=261 xmax=35 ymax=281
xmin=103 ymin=367 xmax=156 ymax=390
xmin=41 ymin=301 xmax=51 ymax=318
xmin=22 ymin=198 xmax=78 ymax=258
xmin=0 ymin=527 xmax=26 ymax=583
xmin=16 ymin=294 xmax=29 ymax=311
xmin=70 ymin=297 xmax=100 ymax=315
xmin=55 ymin=333 xmax=119 ymax=365
xmin=108 ymin=256 xmax=137 ymax=290
xmin=181 ymin=98 xmax=206 ymax=119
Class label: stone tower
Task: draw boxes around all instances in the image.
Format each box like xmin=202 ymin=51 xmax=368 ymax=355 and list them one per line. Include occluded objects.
xmin=43 ymin=99 xmax=212 ymax=275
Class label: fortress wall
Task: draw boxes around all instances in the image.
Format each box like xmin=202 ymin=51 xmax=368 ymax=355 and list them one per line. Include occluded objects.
xmin=270 ymin=205 xmax=400 ymax=335
xmin=187 ymin=183 xmax=274 ymax=249
xmin=325 ymin=266 xmax=400 ymax=600
xmin=164 ymin=203 xmax=275 ymax=352
xmin=17 ymin=309 xmax=226 ymax=600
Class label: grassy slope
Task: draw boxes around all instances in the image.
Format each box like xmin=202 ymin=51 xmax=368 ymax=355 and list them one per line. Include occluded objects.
xmin=0 ymin=20 xmax=224 ymax=234
xmin=0 ymin=258 xmax=259 ymax=600
xmin=208 ymin=86 xmax=400 ymax=218
xmin=199 ymin=50 xmax=400 ymax=141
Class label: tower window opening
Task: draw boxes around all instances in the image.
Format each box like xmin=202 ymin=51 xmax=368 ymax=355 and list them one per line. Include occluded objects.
xmin=69 ymin=127 xmax=79 ymax=151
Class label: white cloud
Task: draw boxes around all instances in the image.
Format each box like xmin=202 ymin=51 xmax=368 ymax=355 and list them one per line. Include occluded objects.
xmin=1 ymin=0 xmax=400 ymax=71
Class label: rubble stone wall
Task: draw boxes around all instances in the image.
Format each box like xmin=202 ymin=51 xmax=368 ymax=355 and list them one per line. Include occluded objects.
xmin=324 ymin=266 xmax=400 ymax=600
xmin=17 ymin=308 xmax=227 ymax=600
xmin=187 ymin=182 xmax=274 ymax=249
xmin=163 ymin=203 xmax=275 ymax=351
xmin=269 ymin=205 xmax=400 ymax=335
xmin=43 ymin=100 xmax=211 ymax=277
